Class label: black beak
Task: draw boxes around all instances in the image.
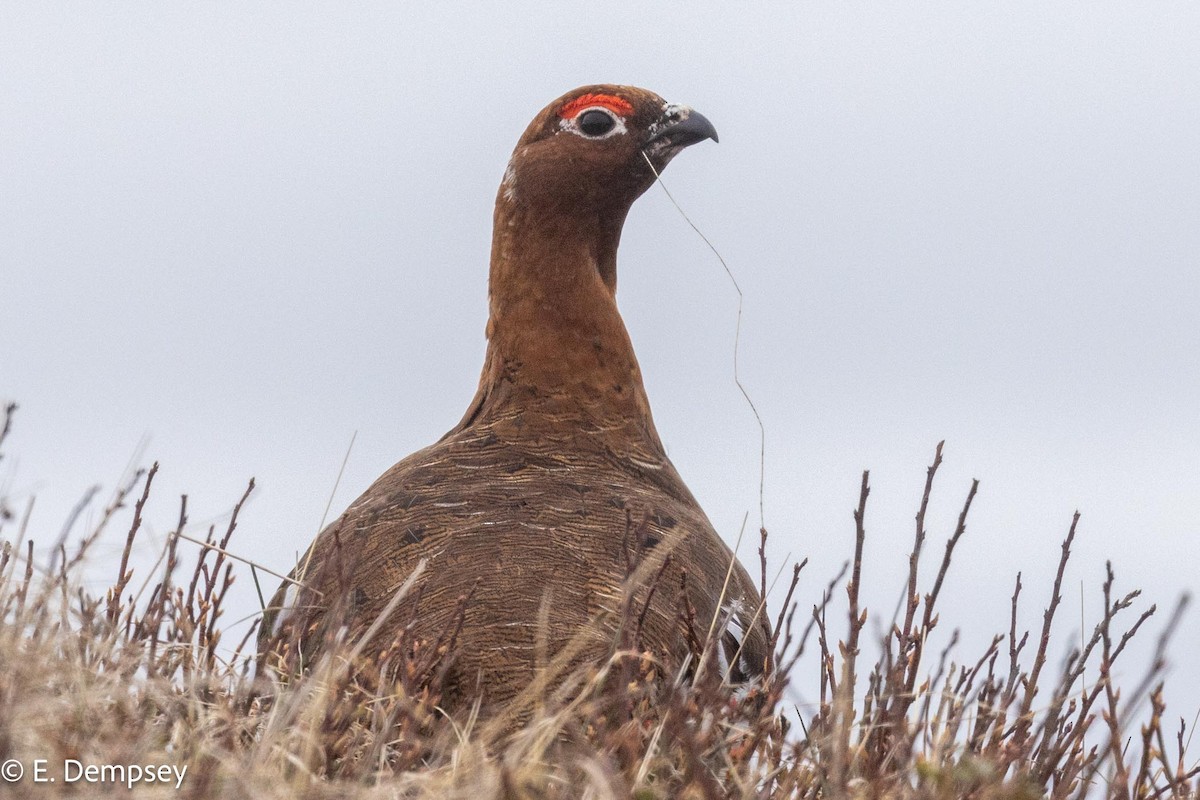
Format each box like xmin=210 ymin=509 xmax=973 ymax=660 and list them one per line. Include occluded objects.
xmin=645 ymin=108 xmax=720 ymax=152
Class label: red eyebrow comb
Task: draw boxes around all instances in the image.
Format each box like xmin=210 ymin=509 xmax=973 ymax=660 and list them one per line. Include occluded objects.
xmin=559 ymin=93 xmax=634 ymax=119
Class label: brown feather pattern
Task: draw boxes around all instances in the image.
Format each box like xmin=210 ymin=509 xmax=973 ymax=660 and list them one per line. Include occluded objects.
xmin=259 ymin=85 xmax=771 ymax=711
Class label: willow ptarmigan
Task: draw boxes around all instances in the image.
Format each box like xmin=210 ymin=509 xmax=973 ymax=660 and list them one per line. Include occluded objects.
xmin=259 ymin=85 xmax=771 ymax=709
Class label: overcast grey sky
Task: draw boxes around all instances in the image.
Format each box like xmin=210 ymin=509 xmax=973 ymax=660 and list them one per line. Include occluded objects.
xmin=2 ymin=3 xmax=1197 ymax=716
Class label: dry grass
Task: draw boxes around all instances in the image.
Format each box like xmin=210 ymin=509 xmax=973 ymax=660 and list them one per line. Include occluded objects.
xmin=0 ymin=403 xmax=1196 ymax=799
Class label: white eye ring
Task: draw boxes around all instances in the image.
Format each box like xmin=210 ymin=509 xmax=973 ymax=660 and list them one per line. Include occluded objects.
xmin=561 ymin=107 xmax=627 ymax=140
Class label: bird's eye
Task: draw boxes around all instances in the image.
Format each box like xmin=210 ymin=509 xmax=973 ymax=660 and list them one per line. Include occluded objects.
xmin=577 ymin=108 xmax=617 ymax=137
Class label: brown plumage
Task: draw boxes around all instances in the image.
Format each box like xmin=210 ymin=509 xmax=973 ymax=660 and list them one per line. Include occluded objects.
xmin=259 ymin=85 xmax=771 ymax=710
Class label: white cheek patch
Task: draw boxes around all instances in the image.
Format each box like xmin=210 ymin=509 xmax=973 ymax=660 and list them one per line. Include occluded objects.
xmin=646 ymin=102 xmax=691 ymax=142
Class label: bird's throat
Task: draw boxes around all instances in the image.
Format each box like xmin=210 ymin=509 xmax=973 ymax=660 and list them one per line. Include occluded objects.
xmin=462 ymin=200 xmax=660 ymax=438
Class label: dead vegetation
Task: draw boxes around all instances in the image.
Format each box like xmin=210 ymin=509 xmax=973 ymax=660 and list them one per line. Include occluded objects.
xmin=0 ymin=402 xmax=1196 ymax=798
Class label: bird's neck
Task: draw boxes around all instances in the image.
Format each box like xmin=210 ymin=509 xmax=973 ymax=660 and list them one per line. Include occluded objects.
xmin=456 ymin=196 xmax=662 ymax=444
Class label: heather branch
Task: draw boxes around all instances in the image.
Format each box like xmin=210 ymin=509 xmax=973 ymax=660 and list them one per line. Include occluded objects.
xmin=1018 ymin=511 xmax=1080 ymax=743
xmin=901 ymin=440 xmax=943 ymax=649
xmin=0 ymin=402 xmax=15 ymax=460
xmin=106 ymin=462 xmax=158 ymax=624
xmin=831 ymin=470 xmax=870 ymax=783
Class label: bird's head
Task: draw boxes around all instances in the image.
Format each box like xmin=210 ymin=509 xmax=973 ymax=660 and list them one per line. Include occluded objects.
xmin=499 ymin=84 xmax=718 ymax=213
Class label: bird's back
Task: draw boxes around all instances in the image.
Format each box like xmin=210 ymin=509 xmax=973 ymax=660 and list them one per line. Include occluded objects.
xmin=261 ymin=395 xmax=768 ymax=709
